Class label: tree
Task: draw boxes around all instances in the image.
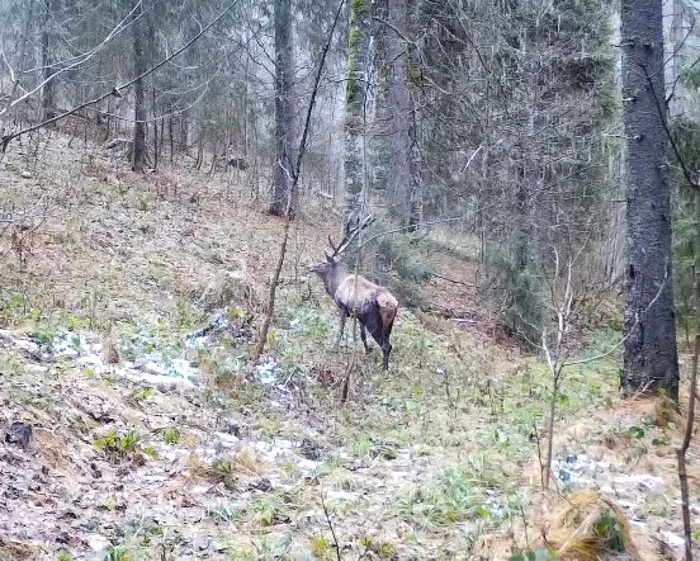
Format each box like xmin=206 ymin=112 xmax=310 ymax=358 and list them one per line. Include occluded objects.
xmin=270 ymin=0 xmax=296 ymax=216
xmin=132 ymin=3 xmax=147 ymax=173
xmin=344 ymin=0 xmax=373 ymax=233
xmin=620 ymin=0 xmax=679 ymax=402
xmin=41 ymin=0 xmax=58 ymax=123
xmin=386 ymin=0 xmax=421 ymax=230
xmin=663 ymin=0 xmax=692 ymax=118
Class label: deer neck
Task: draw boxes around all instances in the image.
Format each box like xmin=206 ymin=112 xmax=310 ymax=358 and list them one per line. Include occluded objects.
xmin=325 ymin=265 xmax=350 ymax=298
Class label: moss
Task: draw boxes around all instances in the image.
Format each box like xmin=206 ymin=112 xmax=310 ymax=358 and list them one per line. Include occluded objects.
xmin=408 ymin=68 xmax=422 ymax=88
xmin=348 ymin=28 xmax=362 ymax=51
xmin=346 ymin=53 xmax=358 ymax=104
xmin=351 ymin=0 xmax=370 ymax=18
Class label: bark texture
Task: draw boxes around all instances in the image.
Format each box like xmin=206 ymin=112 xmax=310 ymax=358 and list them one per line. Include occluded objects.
xmin=271 ymin=0 xmax=295 ymax=216
xmin=620 ymin=0 xmax=679 ymax=402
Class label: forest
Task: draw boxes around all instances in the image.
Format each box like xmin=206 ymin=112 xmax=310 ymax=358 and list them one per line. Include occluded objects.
xmin=0 ymin=0 xmax=699 ymax=559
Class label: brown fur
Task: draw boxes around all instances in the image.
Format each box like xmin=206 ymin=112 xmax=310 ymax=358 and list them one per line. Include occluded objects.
xmin=310 ymin=255 xmax=399 ymax=370
xmin=335 ymin=275 xmax=397 ymax=325
xmin=337 ymin=275 xmax=384 ymax=308
xmin=376 ymin=292 xmax=398 ymax=322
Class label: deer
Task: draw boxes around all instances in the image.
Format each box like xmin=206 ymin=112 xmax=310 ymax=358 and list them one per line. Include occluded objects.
xmin=309 ymin=215 xmax=398 ymax=371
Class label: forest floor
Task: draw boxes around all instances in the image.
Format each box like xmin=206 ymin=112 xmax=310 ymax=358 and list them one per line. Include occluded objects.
xmin=0 ymin=130 xmax=698 ymax=561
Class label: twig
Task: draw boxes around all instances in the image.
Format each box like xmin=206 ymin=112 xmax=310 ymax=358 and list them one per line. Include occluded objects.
xmin=542 ymin=323 xmax=564 ymax=490
xmin=563 ymin=269 xmax=668 ymax=368
xmin=372 ymin=16 xmax=416 ymax=47
xmin=340 ymin=350 xmax=357 ymax=405
xmin=462 ymin=144 xmax=483 ymax=173
xmin=532 ymin=417 xmax=545 ymax=490
xmin=431 ymin=273 xmax=471 ymax=286
xmin=321 ymin=494 xmax=342 ymax=561
xmin=677 ymin=334 xmax=699 ymax=561
xmin=2 ymin=0 xmax=240 ymax=152
xmin=642 ymin=64 xmax=699 ymax=190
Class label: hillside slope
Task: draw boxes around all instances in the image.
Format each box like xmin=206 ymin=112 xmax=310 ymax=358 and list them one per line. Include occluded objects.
xmin=0 ymin=132 xmax=697 ymax=560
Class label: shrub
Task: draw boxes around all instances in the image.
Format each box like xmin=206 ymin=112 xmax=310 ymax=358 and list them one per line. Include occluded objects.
xmin=342 ymin=217 xmax=435 ymax=307
xmin=481 ymin=247 xmax=545 ymax=346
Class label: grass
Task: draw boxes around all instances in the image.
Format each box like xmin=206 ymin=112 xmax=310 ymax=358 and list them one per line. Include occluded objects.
xmin=162 ymin=427 xmax=181 ymax=444
xmin=93 ymin=429 xmax=142 ymax=462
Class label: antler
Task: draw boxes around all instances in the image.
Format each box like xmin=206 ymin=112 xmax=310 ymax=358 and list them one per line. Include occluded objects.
xmin=327 ymin=214 xmax=375 ymax=258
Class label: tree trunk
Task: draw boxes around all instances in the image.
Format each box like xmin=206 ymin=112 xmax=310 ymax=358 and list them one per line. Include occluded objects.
xmin=387 ymin=0 xmax=421 ymax=229
xmin=663 ymin=0 xmax=690 ymax=118
xmin=152 ymin=84 xmax=159 ymax=171
xmin=41 ymin=0 xmax=56 ymax=124
xmin=179 ymin=116 xmax=188 ymax=154
xmin=169 ymin=116 xmax=174 ymax=162
xmin=132 ymin=10 xmax=147 ymax=173
xmin=344 ymin=0 xmax=373 ymax=233
xmin=270 ymin=0 xmax=295 ymax=216
xmin=620 ymin=0 xmax=679 ymax=402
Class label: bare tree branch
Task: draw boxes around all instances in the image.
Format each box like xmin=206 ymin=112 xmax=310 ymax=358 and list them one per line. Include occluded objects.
xmin=642 ymin=64 xmax=699 ymax=190
xmin=1 ymin=0 xmax=241 ymax=153
xmin=0 ymin=0 xmax=145 ymax=120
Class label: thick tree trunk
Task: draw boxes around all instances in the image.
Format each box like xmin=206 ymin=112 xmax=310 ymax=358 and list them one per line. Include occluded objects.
xmin=132 ymin=11 xmax=147 ymax=173
xmin=270 ymin=0 xmax=295 ymax=216
xmin=620 ymin=0 xmax=679 ymax=402
xmin=344 ymin=0 xmax=373 ymax=233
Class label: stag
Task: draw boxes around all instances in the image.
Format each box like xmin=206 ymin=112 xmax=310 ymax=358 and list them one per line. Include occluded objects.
xmin=309 ymin=216 xmax=398 ymax=370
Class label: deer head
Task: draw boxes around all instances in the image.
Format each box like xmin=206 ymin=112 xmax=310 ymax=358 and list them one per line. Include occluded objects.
xmin=309 ymin=214 xmax=375 ymax=279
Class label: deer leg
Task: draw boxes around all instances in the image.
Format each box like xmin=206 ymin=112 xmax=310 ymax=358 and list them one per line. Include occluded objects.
xmin=380 ymin=336 xmax=392 ymax=371
xmin=332 ymin=309 xmax=348 ymax=350
xmin=381 ymin=318 xmax=395 ymax=371
xmin=359 ymin=323 xmax=370 ymax=353
xmin=362 ymin=305 xmax=389 ymax=367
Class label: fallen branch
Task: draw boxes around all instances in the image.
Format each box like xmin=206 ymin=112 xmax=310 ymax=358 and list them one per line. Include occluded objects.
xmin=423 ymin=303 xmax=474 ymax=321
xmin=321 ymin=494 xmax=342 ymax=561
xmin=431 ymin=273 xmax=473 ymax=287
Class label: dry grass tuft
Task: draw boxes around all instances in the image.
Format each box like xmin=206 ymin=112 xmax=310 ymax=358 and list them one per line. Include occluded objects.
xmin=0 ymin=539 xmax=38 ymax=560
xmin=539 ymin=489 xmax=641 ymax=561
xmin=235 ymin=445 xmax=261 ymax=474
xmin=197 ymin=266 xmax=261 ymax=314
xmin=103 ymin=336 xmax=120 ymax=364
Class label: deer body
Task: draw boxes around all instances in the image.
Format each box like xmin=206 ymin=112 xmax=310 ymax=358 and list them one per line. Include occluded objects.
xmin=310 ymin=230 xmax=398 ymax=370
